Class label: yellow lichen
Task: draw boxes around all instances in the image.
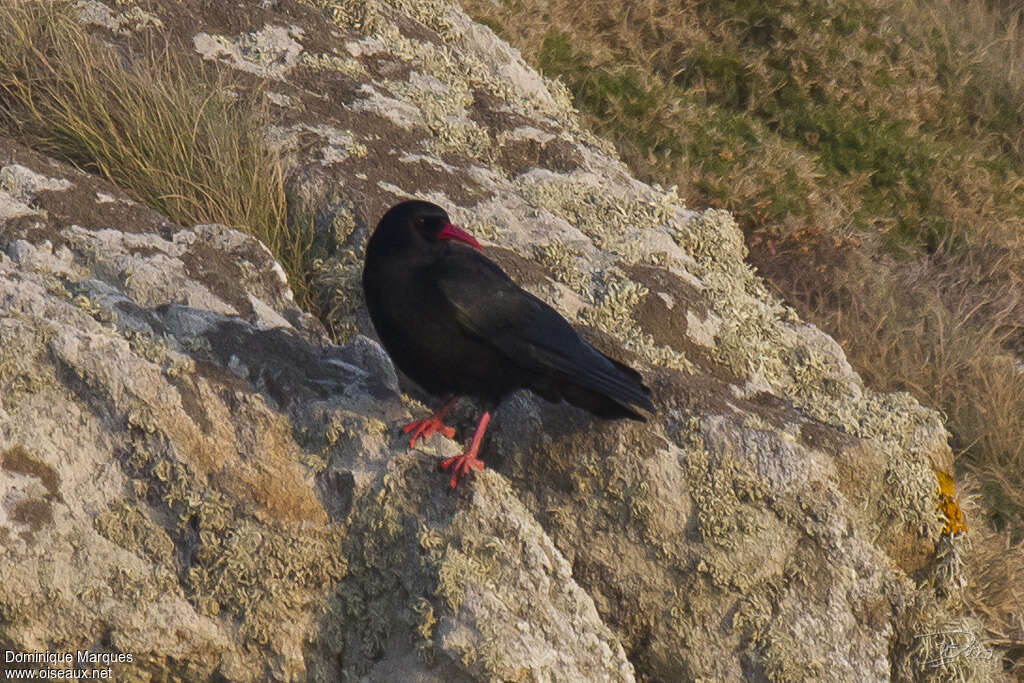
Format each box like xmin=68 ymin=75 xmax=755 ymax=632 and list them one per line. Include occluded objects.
xmin=935 ymin=469 xmax=967 ymax=535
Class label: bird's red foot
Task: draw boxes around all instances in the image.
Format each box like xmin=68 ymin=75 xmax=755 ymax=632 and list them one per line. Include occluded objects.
xmin=440 ymin=451 xmax=485 ymax=489
xmin=438 ymin=411 xmax=491 ymax=489
xmin=403 ymin=416 xmax=455 ymax=447
xmin=403 ymin=397 xmax=458 ymax=448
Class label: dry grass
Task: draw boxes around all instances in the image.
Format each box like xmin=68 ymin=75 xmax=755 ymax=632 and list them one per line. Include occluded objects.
xmin=960 ymin=473 xmax=1024 ymax=676
xmin=794 ymin=250 xmax=1024 ymax=524
xmin=462 ymin=0 xmax=1024 ymax=671
xmin=0 ymin=1 xmax=317 ymax=310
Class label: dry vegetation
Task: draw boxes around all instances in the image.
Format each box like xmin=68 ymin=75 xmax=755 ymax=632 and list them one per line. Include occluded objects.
xmin=0 ymin=0 xmax=1019 ymax=672
xmin=461 ymin=0 xmax=1024 ymax=672
xmin=0 ymin=0 xmax=318 ymax=310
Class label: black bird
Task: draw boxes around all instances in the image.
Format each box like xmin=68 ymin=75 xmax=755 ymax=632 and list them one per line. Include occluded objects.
xmin=362 ymin=200 xmax=654 ymax=488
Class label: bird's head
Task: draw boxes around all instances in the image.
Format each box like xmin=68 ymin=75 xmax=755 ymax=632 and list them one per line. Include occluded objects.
xmin=376 ymin=200 xmax=482 ymax=252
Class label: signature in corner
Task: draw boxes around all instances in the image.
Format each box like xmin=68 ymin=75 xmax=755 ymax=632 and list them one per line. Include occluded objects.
xmin=914 ymin=629 xmax=993 ymax=668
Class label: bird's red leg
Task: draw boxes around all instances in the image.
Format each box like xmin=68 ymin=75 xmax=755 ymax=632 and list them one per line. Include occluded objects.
xmin=440 ymin=411 xmax=490 ymax=489
xmin=403 ymin=397 xmax=458 ymax=448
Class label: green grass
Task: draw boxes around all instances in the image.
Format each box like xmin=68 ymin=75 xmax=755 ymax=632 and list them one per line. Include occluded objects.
xmin=462 ymin=0 xmax=1024 ymax=667
xmin=0 ymin=0 xmax=318 ymax=311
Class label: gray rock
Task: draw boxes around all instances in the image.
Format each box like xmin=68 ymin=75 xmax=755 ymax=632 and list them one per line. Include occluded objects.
xmin=0 ymin=0 xmax=997 ymax=681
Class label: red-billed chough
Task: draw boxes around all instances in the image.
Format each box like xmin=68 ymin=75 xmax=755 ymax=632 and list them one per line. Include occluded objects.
xmin=362 ymin=200 xmax=654 ymax=488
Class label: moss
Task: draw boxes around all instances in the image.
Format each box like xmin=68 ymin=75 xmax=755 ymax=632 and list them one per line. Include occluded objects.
xmin=685 ymin=105 xmax=760 ymax=177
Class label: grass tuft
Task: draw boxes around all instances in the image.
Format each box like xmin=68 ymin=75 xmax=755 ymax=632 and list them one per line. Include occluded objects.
xmin=0 ymin=0 xmax=318 ymax=311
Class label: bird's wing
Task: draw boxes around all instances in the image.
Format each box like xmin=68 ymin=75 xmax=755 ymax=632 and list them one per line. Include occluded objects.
xmin=430 ymin=248 xmax=653 ymax=413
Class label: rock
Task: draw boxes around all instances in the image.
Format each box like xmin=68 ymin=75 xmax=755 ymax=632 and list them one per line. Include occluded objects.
xmin=0 ymin=0 xmax=995 ymax=681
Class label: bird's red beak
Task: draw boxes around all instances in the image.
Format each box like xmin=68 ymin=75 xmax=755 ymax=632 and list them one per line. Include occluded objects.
xmin=438 ymin=223 xmax=482 ymax=251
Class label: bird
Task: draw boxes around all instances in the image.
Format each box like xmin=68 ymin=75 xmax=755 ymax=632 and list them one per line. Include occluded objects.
xmin=362 ymin=200 xmax=654 ymax=488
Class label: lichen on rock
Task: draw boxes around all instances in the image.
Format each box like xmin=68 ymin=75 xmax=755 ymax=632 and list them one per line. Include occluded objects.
xmin=0 ymin=0 xmax=992 ymax=679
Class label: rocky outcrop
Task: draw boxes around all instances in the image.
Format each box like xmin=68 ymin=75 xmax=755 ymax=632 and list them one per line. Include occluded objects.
xmin=0 ymin=0 xmax=994 ymax=680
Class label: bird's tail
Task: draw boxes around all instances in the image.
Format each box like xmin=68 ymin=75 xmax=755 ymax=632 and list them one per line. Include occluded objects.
xmin=560 ymin=348 xmax=654 ymax=421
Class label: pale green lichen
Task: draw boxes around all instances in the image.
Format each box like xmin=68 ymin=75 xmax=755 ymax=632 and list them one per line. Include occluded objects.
xmin=535 ymin=240 xmax=589 ymax=294
xmin=324 ymin=461 xmax=437 ymax=673
xmin=894 ymin=605 xmax=1000 ymax=683
xmin=72 ymin=293 xmax=110 ymax=322
xmin=181 ymin=335 xmax=213 ymax=354
xmin=119 ymin=6 xmax=162 ymax=30
xmin=375 ymin=0 xmax=582 ymax=126
xmin=517 ymin=176 xmax=671 ymax=261
xmin=142 ymin=454 xmax=350 ymax=649
xmin=579 ymin=271 xmax=694 ymax=372
xmin=309 ymin=125 xmax=370 ymax=163
xmin=94 ymin=499 xmax=176 ymax=565
xmin=315 ymin=251 xmax=363 ymax=341
xmin=62 ymin=0 xmax=971 ymax=676
xmin=323 ymin=412 xmax=388 ymax=447
xmin=331 ymin=205 xmax=358 ymax=244
xmin=462 ymin=219 xmax=499 ymax=242
xmin=298 ymin=0 xmax=596 ymax=162
xmin=0 ymin=324 xmax=55 ymax=402
xmin=683 ymin=444 xmax=770 ymax=552
xmin=84 ymin=413 xmax=350 ymax=663
xmin=670 ymin=208 xmax=747 ymax=274
xmin=930 ymin=533 xmax=968 ymax=603
xmin=385 ymin=71 xmax=494 ymax=161
xmin=301 ymin=51 xmax=366 ymax=77
xmin=108 ymin=564 xmax=179 ymax=606
xmin=662 ymin=207 xmax=945 ymax=544
xmin=123 ymin=329 xmax=168 ymax=366
xmin=583 ymin=274 xmax=649 ymax=330
xmin=309 ymin=203 xmax=368 ymax=341
xmin=126 ymin=406 xmax=160 ymax=434
xmin=187 ymin=519 xmax=348 ymax=644
xmin=298 ymin=0 xmax=383 ymax=34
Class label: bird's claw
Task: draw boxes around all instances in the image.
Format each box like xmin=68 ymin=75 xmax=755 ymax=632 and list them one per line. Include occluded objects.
xmin=403 ymin=416 xmax=456 ymax=448
xmin=440 ymin=452 xmax=485 ymax=489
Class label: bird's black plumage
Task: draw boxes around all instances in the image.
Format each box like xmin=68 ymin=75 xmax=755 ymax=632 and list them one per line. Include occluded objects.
xmin=362 ymin=200 xmax=654 ymax=422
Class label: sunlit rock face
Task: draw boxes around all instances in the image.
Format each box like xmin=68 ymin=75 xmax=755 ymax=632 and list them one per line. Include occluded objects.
xmin=0 ymin=1 xmax=988 ymax=680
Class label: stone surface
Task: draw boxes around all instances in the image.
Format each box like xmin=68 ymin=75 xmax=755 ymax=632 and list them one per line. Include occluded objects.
xmin=0 ymin=0 xmax=997 ymax=680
